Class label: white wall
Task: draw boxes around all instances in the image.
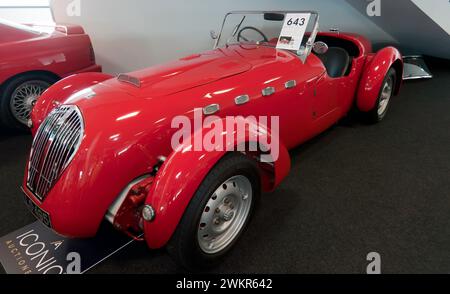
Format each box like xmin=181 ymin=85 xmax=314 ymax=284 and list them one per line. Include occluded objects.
xmin=51 ymin=0 xmax=396 ymax=74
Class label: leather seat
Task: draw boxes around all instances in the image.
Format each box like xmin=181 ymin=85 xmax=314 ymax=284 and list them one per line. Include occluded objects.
xmin=317 ymin=47 xmax=350 ymax=78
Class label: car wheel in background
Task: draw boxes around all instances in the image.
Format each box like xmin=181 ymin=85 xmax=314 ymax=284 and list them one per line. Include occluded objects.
xmin=0 ymin=73 xmax=58 ymax=131
xmin=167 ymin=152 xmax=261 ymax=270
xmin=364 ymin=67 xmax=397 ymax=123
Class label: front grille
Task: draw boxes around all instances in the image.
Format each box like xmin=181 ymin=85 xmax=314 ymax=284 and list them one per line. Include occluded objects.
xmin=27 ymin=105 xmax=84 ymax=201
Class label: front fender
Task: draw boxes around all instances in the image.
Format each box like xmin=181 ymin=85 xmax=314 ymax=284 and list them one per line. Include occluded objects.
xmin=143 ymin=118 xmax=290 ymax=248
xmin=357 ymin=47 xmax=403 ymax=112
xmin=31 ymin=72 xmax=113 ymax=133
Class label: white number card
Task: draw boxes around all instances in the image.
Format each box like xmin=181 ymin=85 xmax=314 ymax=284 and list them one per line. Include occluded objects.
xmin=276 ymin=13 xmax=311 ymax=51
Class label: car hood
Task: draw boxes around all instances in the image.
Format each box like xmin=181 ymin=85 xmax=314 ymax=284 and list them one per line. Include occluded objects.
xmin=39 ymin=45 xmax=322 ymax=126
xmin=105 ymin=49 xmax=253 ymax=98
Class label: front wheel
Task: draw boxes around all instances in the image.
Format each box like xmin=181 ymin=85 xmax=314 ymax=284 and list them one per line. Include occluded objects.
xmin=363 ymin=67 xmax=397 ymax=123
xmin=167 ymin=153 xmax=261 ymax=270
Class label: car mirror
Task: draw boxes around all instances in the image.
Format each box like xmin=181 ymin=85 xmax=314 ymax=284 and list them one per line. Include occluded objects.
xmin=313 ymin=41 xmax=328 ymax=55
xmin=210 ymin=30 xmax=218 ymax=40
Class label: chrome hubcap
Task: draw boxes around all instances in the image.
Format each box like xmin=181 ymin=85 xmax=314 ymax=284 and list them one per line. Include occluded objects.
xmin=378 ymin=76 xmax=393 ymax=117
xmin=10 ymin=81 xmax=49 ymax=125
xmin=197 ymin=175 xmax=252 ymax=254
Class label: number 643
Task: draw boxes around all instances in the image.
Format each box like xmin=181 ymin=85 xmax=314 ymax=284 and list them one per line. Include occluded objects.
xmin=287 ymin=18 xmax=306 ymax=26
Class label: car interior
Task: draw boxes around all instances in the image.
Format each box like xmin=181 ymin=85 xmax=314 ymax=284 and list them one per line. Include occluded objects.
xmin=313 ymin=35 xmax=361 ymax=78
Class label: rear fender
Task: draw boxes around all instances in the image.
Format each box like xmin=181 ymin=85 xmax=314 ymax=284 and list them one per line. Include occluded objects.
xmin=31 ymin=72 xmax=113 ymax=133
xmin=357 ymin=47 xmax=403 ymax=112
xmin=55 ymin=24 xmax=85 ymax=35
xmin=143 ymin=117 xmax=290 ymax=248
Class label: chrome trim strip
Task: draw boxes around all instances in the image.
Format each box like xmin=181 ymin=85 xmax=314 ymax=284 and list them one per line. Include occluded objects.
xmin=403 ymin=75 xmax=433 ymax=80
xmin=262 ymin=87 xmax=276 ymax=96
xmin=203 ymin=104 xmax=220 ymax=115
xmin=285 ymin=80 xmax=297 ymax=89
xmin=235 ymin=95 xmax=250 ymax=105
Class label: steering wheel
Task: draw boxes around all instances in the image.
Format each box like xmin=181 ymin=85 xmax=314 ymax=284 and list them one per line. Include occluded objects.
xmin=237 ymin=26 xmax=269 ymax=43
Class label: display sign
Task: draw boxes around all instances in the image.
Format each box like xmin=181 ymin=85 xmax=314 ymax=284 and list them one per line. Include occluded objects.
xmin=0 ymin=221 xmax=136 ymax=274
xmin=276 ymin=13 xmax=311 ymax=51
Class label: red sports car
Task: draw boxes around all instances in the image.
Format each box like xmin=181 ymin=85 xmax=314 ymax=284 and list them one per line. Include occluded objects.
xmin=22 ymin=11 xmax=402 ymax=270
xmin=0 ymin=19 xmax=101 ymax=130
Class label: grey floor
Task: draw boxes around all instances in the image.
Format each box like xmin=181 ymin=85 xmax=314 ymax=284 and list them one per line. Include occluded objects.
xmin=1 ymin=60 xmax=449 ymax=274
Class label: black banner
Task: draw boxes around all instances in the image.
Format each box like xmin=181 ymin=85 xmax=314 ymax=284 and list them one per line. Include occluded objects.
xmin=0 ymin=274 xmax=449 ymax=291
xmin=0 ymin=221 xmax=135 ymax=274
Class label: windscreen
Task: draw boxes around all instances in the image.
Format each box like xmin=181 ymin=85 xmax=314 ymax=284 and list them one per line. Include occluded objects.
xmin=215 ymin=12 xmax=319 ymax=59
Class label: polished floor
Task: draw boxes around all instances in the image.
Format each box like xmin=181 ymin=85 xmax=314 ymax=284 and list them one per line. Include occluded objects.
xmin=1 ymin=60 xmax=449 ymax=274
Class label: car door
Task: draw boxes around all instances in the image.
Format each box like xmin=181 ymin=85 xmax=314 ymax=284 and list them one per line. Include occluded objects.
xmin=310 ymin=72 xmax=341 ymax=135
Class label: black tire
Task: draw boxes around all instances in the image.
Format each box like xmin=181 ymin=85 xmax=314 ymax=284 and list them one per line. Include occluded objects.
xmin=363 ymin=67 xmax=397 ymax=124
xmin=167 ymin=152 xmax=261 ymax=271
xmin=0 ymin=73 xmax=58 ymax=131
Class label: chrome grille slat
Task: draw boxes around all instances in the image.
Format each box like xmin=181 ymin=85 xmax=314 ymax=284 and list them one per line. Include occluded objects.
xmin=32 ymin=107 xmax=82 ymax=198
xmin=27 ymin=105 xmax=84 ymax=201
xmin=28 ymin=112 xmax=57 ymax=181
xmin=40 ymin=112 xmax=78 ymax=188
xmin=34 ymin=123 xmax=61 ymax=198
xmin=29 ymin=109 xmax=66 ymax=182
xmin=48 ymin=117 xmax=77 ymax=180
xmin=28 ymin=117 xmax=57 ymax=184
xmin=54 ymin=120 xmax=82 ymax=175
xmin=32 ymin=108 xmax=68 ymax=197
xmin=48 ymin=116 xmax=80 ymax=182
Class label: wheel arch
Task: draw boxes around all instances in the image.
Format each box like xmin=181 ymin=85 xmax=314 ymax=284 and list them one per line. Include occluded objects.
xmin=143 ymin=118 xmax=291 ymax=249
xmin=357 ymin=47 xmax=403 ymax=112
xmin=0 ymin=70 xmax=60 ymax=90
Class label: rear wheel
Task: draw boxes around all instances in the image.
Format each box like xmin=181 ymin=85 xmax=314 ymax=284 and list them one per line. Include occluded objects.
xmin=364 ymin=67 xmax=396 ymax=123
xmin=0 ymin=73 xmax=57 ymax=130
xmin=167 ymin=153 xmax=261 ymax=270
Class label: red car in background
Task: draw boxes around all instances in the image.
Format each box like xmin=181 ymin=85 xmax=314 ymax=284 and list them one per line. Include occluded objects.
xmin=0 ymin=19 xmax=101 ymax=130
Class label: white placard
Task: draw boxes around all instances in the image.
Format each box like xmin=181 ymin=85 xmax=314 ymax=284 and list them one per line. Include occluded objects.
xmin=276 ymin=13 xmax=311 ymax=51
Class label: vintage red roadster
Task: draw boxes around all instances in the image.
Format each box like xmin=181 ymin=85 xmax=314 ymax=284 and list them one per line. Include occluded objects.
xmin=22 ymin=11 xmax=403 ymax=269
